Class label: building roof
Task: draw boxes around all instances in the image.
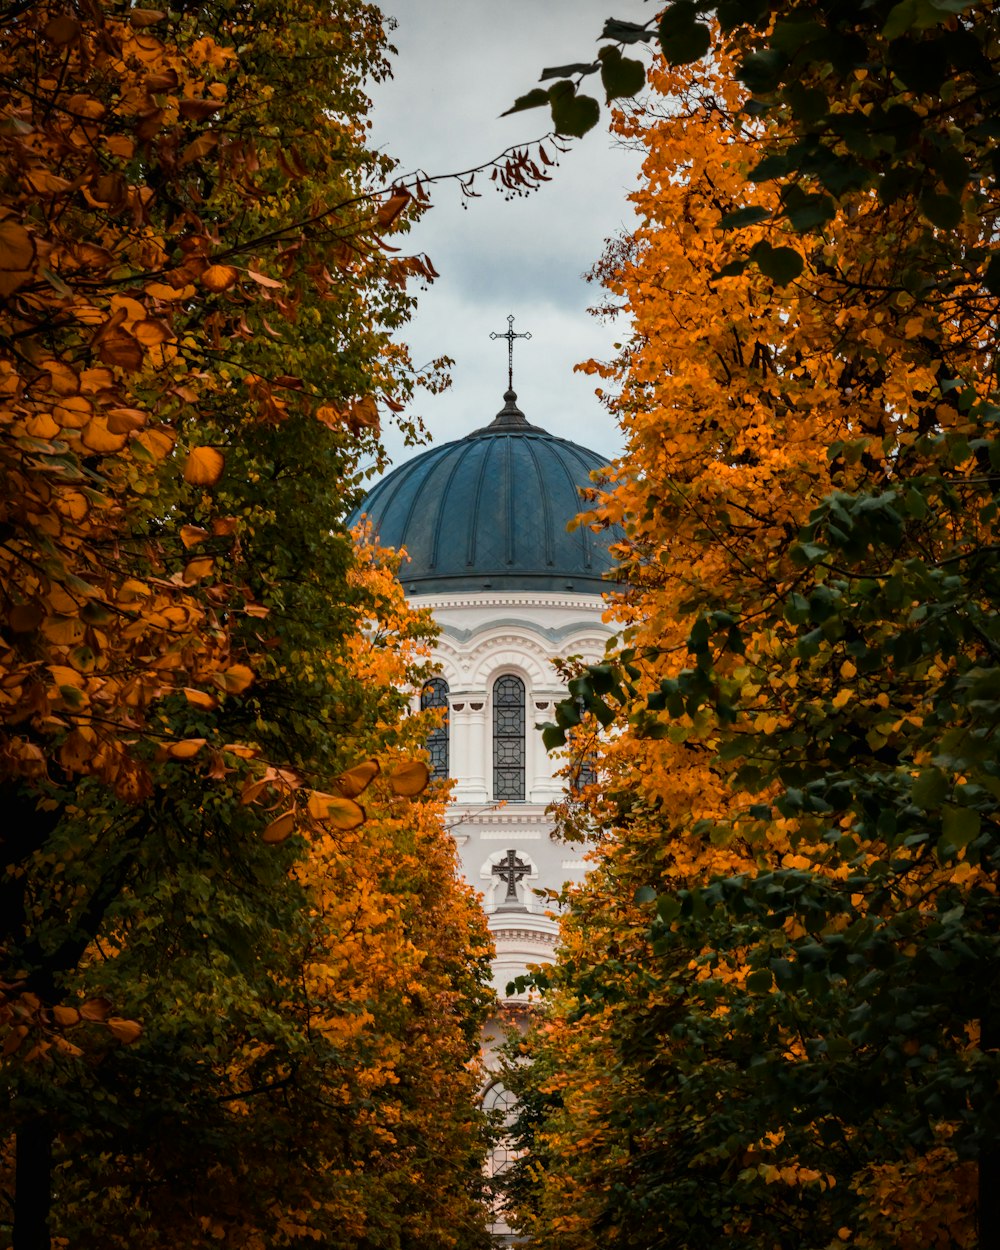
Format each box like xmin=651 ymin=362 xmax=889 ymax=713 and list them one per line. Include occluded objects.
xmin=354 ymin=391 xmax=622 ymax=595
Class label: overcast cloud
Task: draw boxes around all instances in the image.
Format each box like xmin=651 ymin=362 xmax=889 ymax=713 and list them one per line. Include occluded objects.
xmin=365 ymin=1 xmax=646 ymax=477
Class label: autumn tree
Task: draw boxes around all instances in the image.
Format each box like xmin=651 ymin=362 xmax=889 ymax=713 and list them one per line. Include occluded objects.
xmin=0 ymin=1 xmax=492 ymax=1246
xmin=508 ymin=4 xmax=1000 ymax=1248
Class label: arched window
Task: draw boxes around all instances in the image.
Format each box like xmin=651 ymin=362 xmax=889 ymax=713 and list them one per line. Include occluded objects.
xmin=420 ymin=678 xmax=449 ymax=780
xmin=493 ymin=674 xmax=525 ymax=801
xmin=482 ymin=1080 xmax=519 ymax=1178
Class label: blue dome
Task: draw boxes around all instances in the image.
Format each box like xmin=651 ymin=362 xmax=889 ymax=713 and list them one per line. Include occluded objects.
xmin=354 ymin=391 xmax=622 ymax=595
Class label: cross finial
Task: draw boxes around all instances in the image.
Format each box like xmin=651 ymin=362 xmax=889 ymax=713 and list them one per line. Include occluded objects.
xmin=490 ymin=314 xmax=531 ymax=392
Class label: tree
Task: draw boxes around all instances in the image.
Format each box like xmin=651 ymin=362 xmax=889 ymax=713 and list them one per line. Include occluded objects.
xmin=511 ymin=5 xmax=1000 ymax=1248
xmin=1 ymin=2 xmax=493 ymax=1245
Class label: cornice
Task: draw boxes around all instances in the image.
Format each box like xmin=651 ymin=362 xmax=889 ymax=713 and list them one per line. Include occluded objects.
xmin=492 ymin=929 xmax=559 ymax=947
xmin=410 ymin=590 xmax=615 ymax=613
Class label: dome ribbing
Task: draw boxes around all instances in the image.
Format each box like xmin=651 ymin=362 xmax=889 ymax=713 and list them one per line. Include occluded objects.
xmin=354 ymin=392 xmax=621 ymax=595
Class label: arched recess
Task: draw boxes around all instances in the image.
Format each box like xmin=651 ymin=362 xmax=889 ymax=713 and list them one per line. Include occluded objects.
xmin=492 ymin=673 xmax=525 ymax=801
xmin=481 ymin=848 xmax=538 ymax=912
xmin=420 ymin=677 xmax=449 ymax=780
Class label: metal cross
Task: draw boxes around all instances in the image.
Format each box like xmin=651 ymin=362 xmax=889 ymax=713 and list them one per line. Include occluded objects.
xmin=490 ymin=314 xmax=532 ymax=391
xmin=492 ymin=848 xmax=529 ymax=904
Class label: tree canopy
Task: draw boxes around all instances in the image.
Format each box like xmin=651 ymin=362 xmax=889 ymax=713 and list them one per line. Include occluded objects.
xmin=507 ymin=4 xmax=1000 ymax=1248
xmin=0 ymin=2 xmax=493 ymax=1246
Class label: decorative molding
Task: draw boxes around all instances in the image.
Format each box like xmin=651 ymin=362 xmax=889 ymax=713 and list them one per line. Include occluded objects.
xmin=439 ymin=616 xmax=616 ymax=646
xmin=411 ymin=591 xmax=614 ymax=612
xmin=492 ymin=929 xmax=558 ymax=947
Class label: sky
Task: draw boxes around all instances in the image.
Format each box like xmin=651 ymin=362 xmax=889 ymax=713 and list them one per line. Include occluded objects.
xmin=365 ymin=1 xmax=646 ymax=479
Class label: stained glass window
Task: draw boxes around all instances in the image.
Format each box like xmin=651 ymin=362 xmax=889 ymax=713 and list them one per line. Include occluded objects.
xmin=420 ymin=678 xmax=449 ymax=780
xmin=493 ymin=674 xmax=525 ymax=801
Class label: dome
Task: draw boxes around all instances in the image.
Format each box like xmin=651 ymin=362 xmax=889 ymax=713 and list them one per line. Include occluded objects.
xmin=354 ymin=391 xmax=622 ymax=595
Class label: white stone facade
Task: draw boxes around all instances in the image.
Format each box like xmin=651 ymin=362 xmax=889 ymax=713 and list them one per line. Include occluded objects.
xmin=412 ymin=589 xmax=613 ymax=1001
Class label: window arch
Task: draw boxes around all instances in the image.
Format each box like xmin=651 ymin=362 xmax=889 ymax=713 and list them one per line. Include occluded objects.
xmin=493 ymin=674 xmax=525 ymax=801
xmin=420 ymin=678 xmax=449 ymax=780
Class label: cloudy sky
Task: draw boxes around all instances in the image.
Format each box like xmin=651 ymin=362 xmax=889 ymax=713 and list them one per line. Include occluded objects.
xmin=366 ymin=1 xmax=647 ymax=477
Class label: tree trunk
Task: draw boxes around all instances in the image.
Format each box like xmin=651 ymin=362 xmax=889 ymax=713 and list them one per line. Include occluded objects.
xmin=980 ymin=1008 xmax=1000 ymax=1250
xmin=13 ymin=1117 xmax=52 ymax=1250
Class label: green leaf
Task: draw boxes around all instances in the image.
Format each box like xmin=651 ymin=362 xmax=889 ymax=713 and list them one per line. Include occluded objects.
xmin=737 ymin=48 xmax=788 ymax=94
xmin=749 ymin=152 xmax=793 ymax=182
xmin=769 ymin=17 xmax=826 ymax=53
xmin=547 ymin=83 xmax=601 ymax=137
xmin=598 ymin=46 xmax=646 ymax=101
xmin=781 ymin=185 xmax=836 ymax=232
xmin=541 ymin=723 xmax=567 ymax=751
xmin=920 ymin=191 xmax=963 ymax=229
xmin=912 ymin=767 xmax=948 ymax=810
xmin=656 ymin=894 xmax=681 ymax=922
xmin=782 ymin=82 xmax=828 ymax=123
xmin=711 ymin=258 xmax=749 ymax=280
xmin=720 ymin=205 xmax=771 ymax=229
xmin=752 ymin=243 xmax=804 ymax=285
xmin=502 ymin=87 xmax=549 ymax=117
xmin=746 ymin=968 xmax=773 ymax=993
xmin=658 ymin=4 xmax=711 ymax=65
xmin=539 ymin=62 xmax=599 ymax=81
xmin=883 ymin=0 xmax=922 ymax=39
xmin=601 ymin=18 xmax=656 ymax=44
xmin=984 ymin=253 xmax=1000 ymax=296
xmin=941 ymin=805 xmax=981 ymax=847
xmin=633 ymin=885 xmax=657 ymax=904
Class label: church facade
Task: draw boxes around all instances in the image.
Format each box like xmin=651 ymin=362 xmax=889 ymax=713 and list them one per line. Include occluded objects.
xmin=355 ymin=369 xmax=619 ymax=1237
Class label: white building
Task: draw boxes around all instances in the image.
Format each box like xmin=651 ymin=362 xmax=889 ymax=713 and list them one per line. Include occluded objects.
xmin=355 ymin=382 xmax=620 ymax=1236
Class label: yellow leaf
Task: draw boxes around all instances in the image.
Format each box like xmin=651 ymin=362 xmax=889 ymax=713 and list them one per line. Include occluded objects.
xmin=263 ymin=811 xmax=296 ymax=843
xmin=25 ymin=412 xmax=60 ymax=439
xmin=0 ymin=218 xmax=35 ymax=271
xmin=107 ymin=1017 xmax=143 ymax=1044
xmin=48 ymin=665 xmax=84 ymax=688
xmin=53 ymin=396 xmax=92 ymax=428
xmin=335 ymin=759 xmax=380 ymax=798
xmin=183 ymin=556 xmax=214 ymax=582
xmin=44 ymin=14 xmax=82 ymax=43
xmin=246 ymin=268 xmax=283 ymax=288
xmin=146 ymin=281 xmax=195 ymax=301
xmin=840 ymin=660 xmax=857 ymax=680
xmin=167 ymin=738 xmax=206 ymax=759
xmin=377 ymin=187 xmax=412 ymax=228
xmin=79 ymin=997 xmax=111 ymax=1022
xmin=241 ymin=777 xmax=270 ymax=806
xmin=217 ymin=664 xmax=253 ymax=694
xmin=42 ymin=616 xmax=86 ymax=645
xmin=106 ymin=407 xmax=147 ymax=434
xmin=81 ymin=418 xmax=128 ymax=453
xmin=180 ymin=524 xmax=210 ymax=548
xmin=223 ymin=743 xmax=257 ymax=760
xmin=387 ymin=760 xmax=430 ymax=797
xmin=134 ymin=427 xmax=176 ymax=461
xmin=307 ymin=791 xmax=366 ymax=830
xmin=183 ymin=687 xmax=217 ymax=710
xmin=52 ymin=1005 xmax=80 ymax=1028
xmin=128 ymin=8 xmax=165 ymax=25
xmin=183 ymin=446 xmax=225 ymax=486
xmin=202 ymin=264 xmax=239 ymax=292
xmin=179 ymin=132 xmax=219 ymax=166
xmin=133 ymin=318 xmax=174 ymax=346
